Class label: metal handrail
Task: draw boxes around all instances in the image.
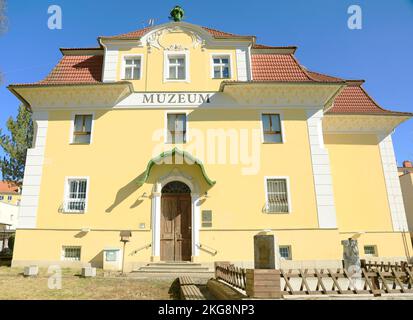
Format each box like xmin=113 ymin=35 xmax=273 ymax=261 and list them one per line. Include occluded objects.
xmin=197 ymin=243 xmax=218 ymax=256
xmin=129 ymin=243 xmax=152 ymax=256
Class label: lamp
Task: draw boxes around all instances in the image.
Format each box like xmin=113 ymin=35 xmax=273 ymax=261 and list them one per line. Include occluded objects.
xmin=120 ymin=230 xmax=132 ymax=274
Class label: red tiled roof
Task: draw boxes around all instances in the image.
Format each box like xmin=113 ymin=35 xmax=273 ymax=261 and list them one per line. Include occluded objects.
xmin=251 ymin=54 xmax=344 ymax=83
xmin=103 ymin=26 xmax=251 ymax=39
xmin=251 ymin=54 xmax=311 ymax=81
xmin=0 ymin=182 xmax=19 ymax=194
xmin=327 ymin=81 xmax=412 ymax=116
xmin=38 ymin=55 xmax=103 ymax=84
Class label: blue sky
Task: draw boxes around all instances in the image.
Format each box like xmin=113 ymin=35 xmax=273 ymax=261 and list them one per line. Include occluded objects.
xmin=0 ymin=0 xmax=412 ymax=166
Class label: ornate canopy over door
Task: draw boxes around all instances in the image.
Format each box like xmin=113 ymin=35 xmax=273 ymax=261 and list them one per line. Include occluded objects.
xmin=160 ymin=181 xmax=192 ymax=262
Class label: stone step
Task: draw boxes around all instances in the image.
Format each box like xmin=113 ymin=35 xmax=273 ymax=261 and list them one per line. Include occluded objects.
xmin=144 ymin=262 xmax=203 ymax=268
xmin=137 ymin=267 xmax=210 ymax=273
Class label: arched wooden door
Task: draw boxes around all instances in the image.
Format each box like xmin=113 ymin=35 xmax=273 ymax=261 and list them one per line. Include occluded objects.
xmin=160 ymin=181 xmax=192 ymax=262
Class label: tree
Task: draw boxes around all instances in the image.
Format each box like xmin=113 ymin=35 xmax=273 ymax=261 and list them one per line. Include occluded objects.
xmin=169 ymin=6 xmax=184 ymax=22
xmin=0 ymin=105 xmax=33 ymax=187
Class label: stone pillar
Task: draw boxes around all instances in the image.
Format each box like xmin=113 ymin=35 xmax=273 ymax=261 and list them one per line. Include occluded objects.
xmin=151 ymin=184 xmax=161 ymax=261
xmin=341 ymin=239 xmax=361 ymax=272
xmin=246 ymin=231 xmax=282 ymax=299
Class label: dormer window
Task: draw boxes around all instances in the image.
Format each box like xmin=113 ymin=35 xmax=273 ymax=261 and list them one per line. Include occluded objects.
xmin=212 ymin=55 xmax=231 ymax=79
xmin=165 ymin=51 xmax=189 ymax=82
xmin=123 ymin=56 xmax=142 ymax=80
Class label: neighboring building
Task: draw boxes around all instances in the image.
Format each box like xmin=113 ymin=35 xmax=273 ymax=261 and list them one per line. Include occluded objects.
xmin=399 ymin=161 xmax=413 ymax=242
xmin=7 ymin=21 xmax=413 ymax=269
xmin=0 ymin=202 xmax=19 ymax=252
xmin=0 ymin=181 xmax=21 ymax=206
xmin=0 ymin=182 xmax=20 ymax=252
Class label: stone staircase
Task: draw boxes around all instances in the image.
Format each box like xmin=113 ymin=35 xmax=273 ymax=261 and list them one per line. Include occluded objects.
xmin=132 ymin=262 xmax=213 ymax=275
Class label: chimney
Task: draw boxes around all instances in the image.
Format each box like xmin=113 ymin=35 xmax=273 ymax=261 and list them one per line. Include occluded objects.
xmin=403 ymin=160 xmax=413 ymax=168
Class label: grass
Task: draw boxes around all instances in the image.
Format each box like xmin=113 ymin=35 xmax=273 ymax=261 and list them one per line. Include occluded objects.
xmin=0 ymin=267 xmax=174 ymax=300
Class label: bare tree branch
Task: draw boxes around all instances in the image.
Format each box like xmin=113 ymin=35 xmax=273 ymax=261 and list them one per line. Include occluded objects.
xmin=0 ymin=0 xmax=7 ymax=35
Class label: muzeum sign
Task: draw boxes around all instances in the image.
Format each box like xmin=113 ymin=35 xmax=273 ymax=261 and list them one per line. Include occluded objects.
xmin=142 ymin=93 xmax=211 ymax=105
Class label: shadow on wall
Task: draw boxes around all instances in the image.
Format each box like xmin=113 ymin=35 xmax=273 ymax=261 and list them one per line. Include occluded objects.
xmin=89 ymin=250 xmax=104 ymax=268
xmin=105 ymin=172 xmax=146 ymax=213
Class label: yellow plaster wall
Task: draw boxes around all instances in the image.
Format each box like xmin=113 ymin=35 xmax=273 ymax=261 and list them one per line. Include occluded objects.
xmin=325 ymin=134 xmax=394 ymax=232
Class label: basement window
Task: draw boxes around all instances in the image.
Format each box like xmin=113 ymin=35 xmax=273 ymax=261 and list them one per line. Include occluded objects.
xmin=62 ymin=246 xmax=81 ymax=261
xmin=364 ymin=245 xmax=378 ymax=257
xmin=279 ymin=246 xmax=292 ymax=260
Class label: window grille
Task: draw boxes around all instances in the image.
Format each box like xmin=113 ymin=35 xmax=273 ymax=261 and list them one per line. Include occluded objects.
xmin=62 ymin=246 xmax=81 ymax=261
xmin=65 ymin=179 xmax=87 ymax=213
xmin=279 ymin=246 xmax=292 ymax=260
xmin=266 ymin=178 xmax=289 ymax=213
xmin=364 ymin=245 xmax=377 ymax=257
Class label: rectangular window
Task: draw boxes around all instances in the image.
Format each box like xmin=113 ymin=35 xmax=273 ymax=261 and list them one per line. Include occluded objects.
xmin=124 ymin=57 xmax=141 ymax=80
xmin=364 ymin=245 xmax=378 ymax=257
xmin=168 ymin=55 xmax=186 ymax=80
xmin=62 ymin=246 xmax=81 ymax=261
xmin=105 ymin=250 xmax=119 ymax=262
xmin=0 ymin=196 xmax=4 ymax=200
xmin=212 ymin=56 xmax=230 ymax=79
xmin=73 ymin=114 xmax=93 ymax=144
xmin=167 ymin=113 xmax=187 ymax=144
xmin=7 ymin=196 xmax=12 ymax=201
xmin=202 ymin=210 xmax=212 ymax=228
xmin=262 ymin=114 xmax=282 ymax=143
xmin=65 ymin=179 xmax=88 ymax=213
xmin=279 ymin=246 xmax=292 ymax=260
xmin=265 ymin=178 xmax=290 ymax=213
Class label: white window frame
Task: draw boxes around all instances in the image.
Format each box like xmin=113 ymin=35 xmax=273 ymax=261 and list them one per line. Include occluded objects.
xmin=164 ymin=51 xmax=190 ymax=82
xmin=264 ymin=176 xmax=292 ymax=214
xmin=164 ymin=111 xmax=189 ymax=144
xmin=61 ymin=246 xmax=82 ymax=261
xmin=260 ymin=111 xmax=286 ymax=144
xmin=121 ymin=54 xmax=143 ymax=80
xmin=69 ymin=112 xmax=95 ymax=145
xmin=63 ymin=176 xmax=90 ymax=214
xmin=279 ymin=245 xmax=292 ymax=260
xmin=210 ymin=53 xmax=233 ymax=79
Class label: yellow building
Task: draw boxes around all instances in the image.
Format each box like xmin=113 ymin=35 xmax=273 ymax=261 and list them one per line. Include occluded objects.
xmin=0 ymin=182 xmax=21 ymax=206
xmin=399 ymin=161 xmax=413 ymax=243
xmin=7 ymin=21 xmax=413 ymax=270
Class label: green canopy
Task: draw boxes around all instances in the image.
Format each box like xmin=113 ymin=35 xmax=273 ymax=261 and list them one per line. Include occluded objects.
xmin=137 ymin=147 xmax=216 ymax=186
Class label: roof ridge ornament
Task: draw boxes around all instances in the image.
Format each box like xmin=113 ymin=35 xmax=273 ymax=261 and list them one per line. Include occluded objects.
xmin=169 ymin=6 xmax=185 ymax=22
